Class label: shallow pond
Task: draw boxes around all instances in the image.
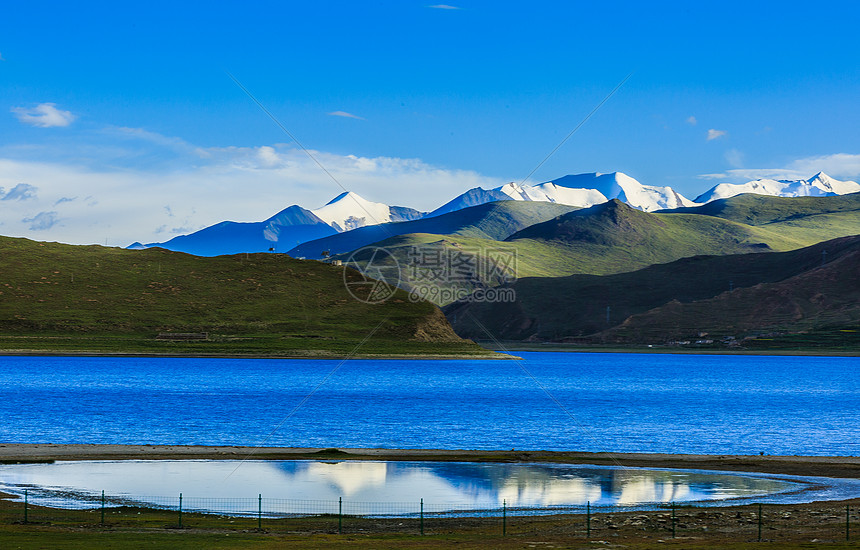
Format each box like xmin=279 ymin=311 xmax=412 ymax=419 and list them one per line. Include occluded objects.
xmin=2 ymin=460 xmax=858 ymax=516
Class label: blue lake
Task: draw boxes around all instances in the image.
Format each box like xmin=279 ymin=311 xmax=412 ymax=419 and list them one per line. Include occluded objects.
xmin=0 ymin=352 xmax=858 ymax=455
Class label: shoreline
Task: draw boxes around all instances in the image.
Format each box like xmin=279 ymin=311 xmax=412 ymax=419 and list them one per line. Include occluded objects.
xmin=484 ymin=344 xmax=860 ymax=357
xmin=2 ymin=444 xmax=859 ymax=479
xmin=1 ymin=346 xmax=857 ymax=359
xmin=0 ymin=350 xmax=517 ymax=360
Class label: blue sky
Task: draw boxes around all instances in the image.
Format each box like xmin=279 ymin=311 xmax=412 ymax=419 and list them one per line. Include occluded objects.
xmin=2 ymin=1 xmax=859 ymax=244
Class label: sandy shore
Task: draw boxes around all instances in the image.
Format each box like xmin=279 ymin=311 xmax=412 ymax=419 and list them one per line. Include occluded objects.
xmin=2 ymin=444 xmax=859 ymax=479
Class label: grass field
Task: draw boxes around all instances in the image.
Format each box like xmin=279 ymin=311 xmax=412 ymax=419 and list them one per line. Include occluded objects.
xmin=2 ymin=491 xmax=858 ymax=549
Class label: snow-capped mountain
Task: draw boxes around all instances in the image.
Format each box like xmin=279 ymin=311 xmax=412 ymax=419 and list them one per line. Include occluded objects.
xmin=528 ymin=172 xmax=696 ymax=211
xmin=310 ymin=191 xmax=424 ymax=232
xmin=430 ymin=172 xmax=695 ymax=214
xmin=694 ymin=172 xmax=860 ymax=203
xmin=130 ymin=193 xmax=425 ymax=256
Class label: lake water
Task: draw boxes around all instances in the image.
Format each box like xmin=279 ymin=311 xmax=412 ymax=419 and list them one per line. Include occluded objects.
xmin=0 ymin=352 xmax=858 ymax=455
xmin=4 ymin=460 xmax=858 ymax=516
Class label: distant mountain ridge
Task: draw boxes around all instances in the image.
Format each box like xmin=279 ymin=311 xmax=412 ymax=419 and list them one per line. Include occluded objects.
xmin=132 ymin=193 xmax=424 ymax=256
xmin=129 ymin=171 xmax=860 ymax=257
xmin=288 ymin=201 xmax=580 ymax=259
xmin=128 ymin=205 xmax=337 ymax=256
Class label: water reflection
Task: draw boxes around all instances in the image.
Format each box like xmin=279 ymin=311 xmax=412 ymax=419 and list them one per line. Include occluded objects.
xmin=0 ymin=460 xmax=832 ymax=516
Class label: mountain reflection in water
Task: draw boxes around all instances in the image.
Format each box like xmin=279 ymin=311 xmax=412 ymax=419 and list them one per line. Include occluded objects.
xmin=0 ymin=460 xmax=803 ymax=513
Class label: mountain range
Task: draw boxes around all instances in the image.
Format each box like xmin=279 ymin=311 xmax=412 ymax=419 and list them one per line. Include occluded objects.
xmin=130 ymin=172 xmax=859 ymax=257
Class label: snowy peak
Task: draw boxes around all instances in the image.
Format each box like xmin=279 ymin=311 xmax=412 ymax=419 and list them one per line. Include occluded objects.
xmin=807 ymin=172 xmax=860 ymax=195
xmin=310 ymin=191 xmax=424 ymax=232
xmin=491 ymin=172 xmax=694 ymax=212
xmin=695 ymin=173 xmax=860 ymax=203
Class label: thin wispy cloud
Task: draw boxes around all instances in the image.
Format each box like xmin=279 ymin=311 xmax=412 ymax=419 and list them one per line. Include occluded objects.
xmin=698 ymin=153 xmax=860 ymax=182
xmin=11 ymin=103 xmax=76 ymax=128
xmin=428 ymin=4 xmax=461 ymax=9
xmin=686 ymin=116 xmax=697 ymax=125
xmin=724 ymin=148 xmax=744 ymax=168
xmin=0 ymin=183 xmax=38 ymax=201
xmin=22 ymin=211 xmax=59 ymax=231
xmin=328 ymin=111 xmax=365 ymax=120
xmin=706 ymin=128 xmax=727 ymax=141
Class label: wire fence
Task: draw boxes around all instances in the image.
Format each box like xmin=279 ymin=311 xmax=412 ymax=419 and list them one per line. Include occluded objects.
xmin=3 ymin=491 xmax=857 ymax=542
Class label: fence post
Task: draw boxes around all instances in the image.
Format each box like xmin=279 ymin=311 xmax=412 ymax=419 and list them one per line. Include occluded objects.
xmin=847 ymin=504 xmax=851 ymax=541
xmin=420 ymin=498 xmax=424 ymax=536
xmin=258 ymin=494 xmax=262 ymax=530
xmin=338 ymin=497 xmax=342 ymax=534
xmin=503 ymin=499 xmax=507 ymax=536
xmin=757 ymin=503 xmax=762 ymax=542
xmin=586 ymin=501 xmax=590 ymax=539
xmin=23 ymin=489 xmax=28 ymax=524
xmin=178 ymin=493 xmax=183 ymax=528
xmin=671 ymin=502 xmax=676 ymax=538
xmin=101 ymin=490 xmax=105 ymax=525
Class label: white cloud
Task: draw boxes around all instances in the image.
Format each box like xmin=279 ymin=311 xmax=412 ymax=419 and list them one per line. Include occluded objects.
xmin=706 ymin=129 xmax=727 ymax=141
xmin=11 ymin=103 xmax=76 ymax=128
xmin=328 ymin=111 xmax=365 ymax=120
xmin=698 ymin=153 xmax=860 ymax=183
xmin=686 ymin=116 xmax=697 ymax=125
xmin=786 ymin=153 xmax=860 ymax=178
xmin=0 ymin=143 xmax=504 ymax=246
xmin=428 ymin=4 xmax=461 ymax=9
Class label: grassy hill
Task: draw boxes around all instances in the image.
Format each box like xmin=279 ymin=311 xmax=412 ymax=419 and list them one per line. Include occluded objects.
xmin=593 ymin=239 xmax=860 ymax=347
xmin=0 ymin=236 xmax=495 ymax=357
xmin=667 ymin=191 xmax=860 ymax=225
xmin=349 ymin=200 xmax=811 ymax=305
xmin=336 ymin=197 xmax=860 ymax=307
xmin=288 ymin=201 xmax=579 ymax=259
xmin=444 ymin=235 xmax=860 ymax=348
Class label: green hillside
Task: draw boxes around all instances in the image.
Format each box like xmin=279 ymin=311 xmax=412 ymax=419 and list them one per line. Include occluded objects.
xmin=0 ymin=236 xmax=494 ymax=357
xmin=350 ymin=200 xmax=809 ymax=305
xmin=444 ymin=235 xmax=860 ymax=343
xmin=668 ymin=191 xmax=860 ymax=226
xmin=338 ymin=197 xmax=860 ymax=307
